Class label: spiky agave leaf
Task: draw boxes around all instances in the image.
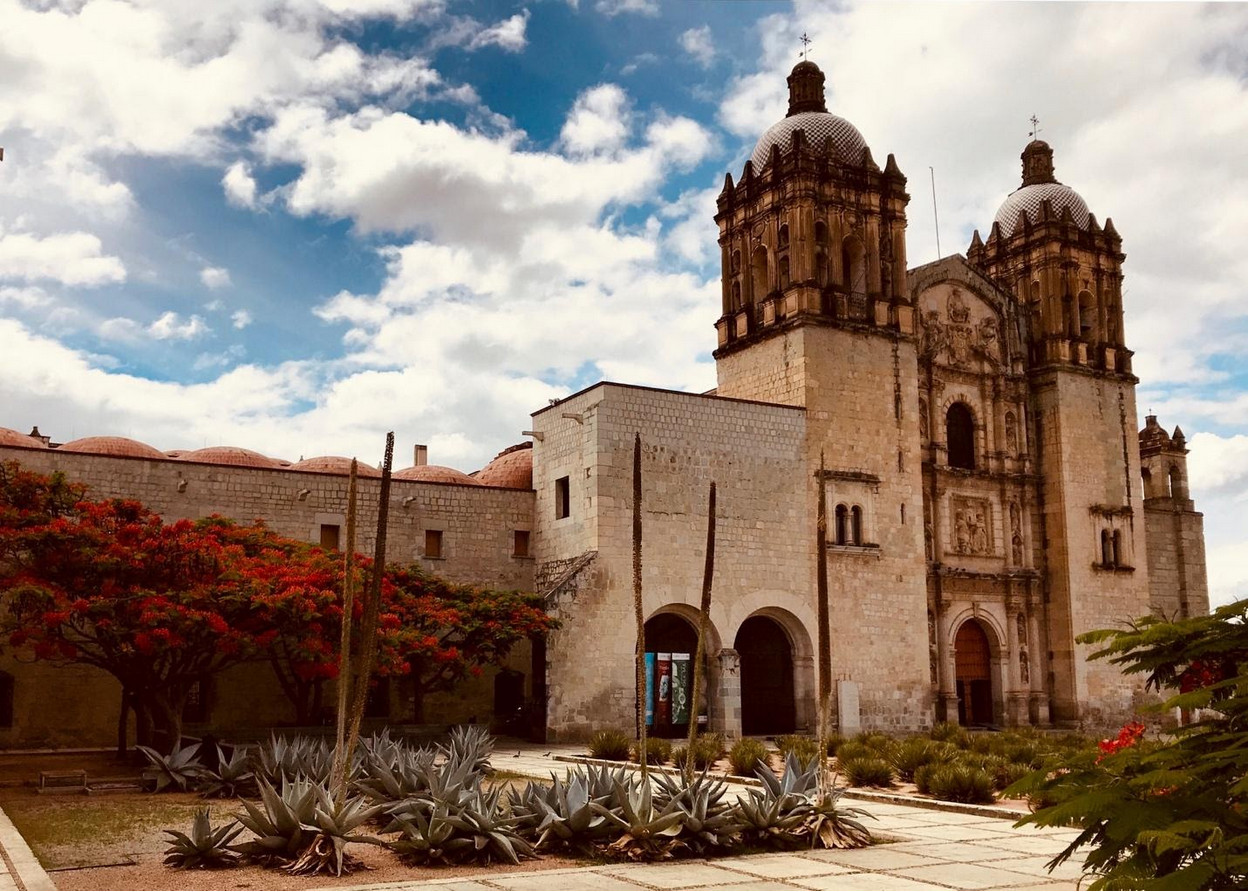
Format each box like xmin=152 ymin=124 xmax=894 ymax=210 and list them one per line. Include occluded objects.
xmin=200 ymin=745 xmax=255 ymax=799
xmin=288 ymin=787 xmax=387 ymax=876
xmin=163 ymin=808 xmax=242 ymax=869
xmin=387 ymin=802 xmax=460 ymax=865
xmin=138 ymin=740 xmax=209 ymax=793
xmin=655 ymin=768 xmax=743 ymax=852
xmin=232 ymin=778 xmax=320 ymax=862
xmin=802 ymin=786 xmax=875 ymax=849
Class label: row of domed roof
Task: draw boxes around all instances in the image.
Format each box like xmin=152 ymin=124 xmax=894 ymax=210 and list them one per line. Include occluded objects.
xmin=0 ymin=428 xmax=533 ymax=489
xmin=751 ymin=61 xmax=1101 ymax=241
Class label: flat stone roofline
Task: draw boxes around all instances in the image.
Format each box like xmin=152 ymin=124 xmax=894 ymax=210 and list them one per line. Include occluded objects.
xmin=532 ymin=379 xmax=808 ymax=417
xmin=0 ymin=445 xmax=534 ymax=491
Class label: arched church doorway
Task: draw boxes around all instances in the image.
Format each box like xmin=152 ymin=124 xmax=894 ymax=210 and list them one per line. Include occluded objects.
xmin=735 ymin=616 xmax=796 ymax=735
xmin=644 ymin=613 xmax=699 ymax=738
xmin=954 ymin=619 xmax=993 ymax=726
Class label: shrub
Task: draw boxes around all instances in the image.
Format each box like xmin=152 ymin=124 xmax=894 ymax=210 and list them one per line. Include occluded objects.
xmin=824 ymin=733 xmax=845 ymax=757
xmin=890 ymin=737 xmax=940 ymax=782
xmin=982 ymin=755 xmax=1031 ymax=792
xmin=631 ymin=737 xmax=672 ymax=765
xmin=929 ymin=721 xmax=970 ymax=748
xmin=588 ymin=729 xmax=632 ymax=762
xmin=163 ymin=808 xmax=241 ymax=869
xmin=839 ymin=756 xmax=894 ymax=788
xmin=728 ymin=739 xmax=770 ymax=777
xmin=925 ymin=763 xmax=995 ymax=804
xmin=835 ymin=740 xmax=873 ymax=763
xmin=913 ymin=762 xmax=936 ymax=796
xmin=685 ymin=733 xmax=725 ymax=770
xmin=775 ymin=735 xmax=821 ymax=768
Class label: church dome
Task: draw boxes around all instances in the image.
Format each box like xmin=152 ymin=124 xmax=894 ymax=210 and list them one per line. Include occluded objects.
xmin=992 ymin=139 xmax=1092 ymax=236
xmin=0 ymin=427 xmax=47 ymax=449
xmin=475 ymin=443 xmax=533 ymax=489
xmin=393 ymin=465 xmax=483 ymax=486
xmin=180 ymin=446 xmax=279 ymax=468
xmin=291 ymin=456 xmax=383 ymax=478
xmin=750 ymin=60 xmax=869 ymax=169
xmin=60 ymin=436 xmax=165 ymax=459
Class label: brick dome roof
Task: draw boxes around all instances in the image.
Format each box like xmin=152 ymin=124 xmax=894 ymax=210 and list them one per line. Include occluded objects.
xmin=994 ymin=182 xmax=1091 ymax=237
xmin=60 ymin=436 xmax=166 ymax=459
xmin=476 ymin=443 xmax=533 ymax=489
xmin=180 ymin=446 xmax=280 ymax=468
xmin=0 ymin=427 xmax=47 ymax=449
xmin=291 ymin=456 xmax=383 ymax=478
xmin=393 ymin=465 xmax=483 ymax=486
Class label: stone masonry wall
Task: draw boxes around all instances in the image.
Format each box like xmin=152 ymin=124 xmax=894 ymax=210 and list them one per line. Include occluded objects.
xmin=1145 ymin=501 xmax=1209 ymax=621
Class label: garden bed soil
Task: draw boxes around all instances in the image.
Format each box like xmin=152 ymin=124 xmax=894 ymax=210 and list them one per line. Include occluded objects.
xmin=0 ymin=767 xmax=580 ymax=891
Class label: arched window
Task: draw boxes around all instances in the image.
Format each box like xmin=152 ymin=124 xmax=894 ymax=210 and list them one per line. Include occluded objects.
xmin=1077 ymin=290 xmax=1096 ymax=340
xmin=815 ymin=251 xmax=828 ymax=287
xmin=778 ymin=224 xmax=790 ymax=249
xmin=842 ymin=236 xmax=865 ymax=295
xmin=834 ymin=504 xmax=848 ymax=545
xmin=814 ymin=221 xmax=828 ymax=247
xmin=1169 ymin=466 xmax=1183 ymax=500
xmin=751 ymin=246 xmax=769 ymax=301
xmin=1141 ymin=468 xmax=1153 ymax=498
xmin=1101 ymin=529 xmax=1113 ymax=566
xmin=779 ymin=255 xmax=790 ymax=289
xmin=850 ymin=506 xmax=863 ymax=545
xmin=946 ymin=403 xmax=976 ymax=470
xmin=1112 ymin=530 xmax=1122 ymax=567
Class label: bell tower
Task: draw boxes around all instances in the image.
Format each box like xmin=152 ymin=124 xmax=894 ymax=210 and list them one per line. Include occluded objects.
xmin=713 ymin=61 xmax=932 ymax=731
xmin=969 ymin=139 xmax=1151 ymax=726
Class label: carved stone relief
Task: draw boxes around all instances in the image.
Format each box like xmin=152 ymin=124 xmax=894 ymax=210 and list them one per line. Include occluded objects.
xmin=918 ymin=286 xmax=1004 ymax=369
xmin=1005 ymin=411 xmax=1018 ymax=455
xmin=951 ymin=496 xmax=992 ymax=556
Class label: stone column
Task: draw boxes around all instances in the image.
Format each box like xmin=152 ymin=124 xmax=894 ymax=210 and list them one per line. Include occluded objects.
xmin=712 ymin=648 xmax=742 ymax=740
xmin=1027 ymin=609 xmax=1050 ymax=725
xmin=936 ymin=607 xmax=958 ymax=723
xmin=1006 ymin=602 xmax=1028 ymax=726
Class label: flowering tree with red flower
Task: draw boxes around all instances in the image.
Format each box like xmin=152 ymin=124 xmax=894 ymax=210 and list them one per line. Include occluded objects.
xmin=1011 ymin=600 xmax=1248 ymax=889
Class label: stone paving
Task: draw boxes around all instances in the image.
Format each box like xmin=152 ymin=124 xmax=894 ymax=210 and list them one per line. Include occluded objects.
xmin=345 ymin=746 xmax=1089 ymax=892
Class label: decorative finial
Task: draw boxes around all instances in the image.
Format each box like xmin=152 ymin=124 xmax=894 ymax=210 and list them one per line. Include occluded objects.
xmin=799 ymin=32 xmax=812 ymax=61
xmin=1029 ymin=115 xmax=1041 ymax=141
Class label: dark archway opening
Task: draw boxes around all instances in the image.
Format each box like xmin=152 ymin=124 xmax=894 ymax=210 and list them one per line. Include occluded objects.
xmin=735 ymin=616 xmax=796 ymax=735
xmin=955 ymin=620 xmax=993 ymax=726
xmin=644 ymin=614 xmax=700 ymax=739
xmin=947 ymin=403 xmax=976 ymax=470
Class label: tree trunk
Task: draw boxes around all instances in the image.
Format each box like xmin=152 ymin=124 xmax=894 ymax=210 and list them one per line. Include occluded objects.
xmin=687 ymin=481 xmax=716 ymax=767
xmin=331 ymin=460 xmax=359 ymax=801
xmin=116 ymin=687 xmax=131 ymax=758
xmin=632 ymin=433 xmax=647 ymax=777
xmin=815 ymin=451 xmax=831 ymax=792
xmin=411 ymin=684 xmax=426 ymax=723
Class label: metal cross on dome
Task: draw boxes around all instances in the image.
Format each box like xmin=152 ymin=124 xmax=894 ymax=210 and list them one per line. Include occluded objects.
xmin=800 ymin=32 xmax=812 ymax=60
xmin=1029 ymin=115 xmax=1042 ymax=140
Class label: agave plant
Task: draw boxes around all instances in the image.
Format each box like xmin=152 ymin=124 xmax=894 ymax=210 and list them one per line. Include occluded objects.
xmin=735 ymin=753 xmax=820 ymax=847
xmin=387 ymin=802 xmax=462 ymax=865
xmin=522 ymin=770 xmax=615 ymax=854
xmin=233 ymin=778 xmax=322 ymax=863
xmin=654 ymin=769 xmax=742 ymax=852
xmin=288 ymin=791 xmax=385 ymax=876
xmin=356 ymin=745 xmax=437 ymax=804
xmin=200 ymin=745 xmax=255 ymax=799
xmin=441 ymin=724 xmax=494 ymax=776
xmin=441 ymin=786 xmax=534 ymax=865
xmin=138 ymin=740 xmax=208 ymax=793
xmin=163 ymin=808 xmax=242 ymax=869
xmin=254 ymin=734 xmax=336 ymax=786
xmin=800 ymin=786 xmax=874 ymax=849
xmin=599 ymin=779 xmax=687 ymax=861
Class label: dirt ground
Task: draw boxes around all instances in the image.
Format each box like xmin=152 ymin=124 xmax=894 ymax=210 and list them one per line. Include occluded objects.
xmin=0 ymin=752 xmax=581 ymax=891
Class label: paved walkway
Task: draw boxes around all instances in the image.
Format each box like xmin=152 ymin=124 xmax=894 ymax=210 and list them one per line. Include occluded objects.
xmin=348 ymin=745 xmax=1087 ymax=892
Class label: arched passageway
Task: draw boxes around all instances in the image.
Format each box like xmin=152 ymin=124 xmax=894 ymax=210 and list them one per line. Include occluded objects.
xmin=644 ymin=613 xmax=700 ymax=738
xmin=735 ymin=615 xmax=796 ymax=735
xmin=955 ymin=619 xmax=993 ymax=726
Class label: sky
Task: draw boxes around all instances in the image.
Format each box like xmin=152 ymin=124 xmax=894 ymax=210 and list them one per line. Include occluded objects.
xmin=0 ymin=0 xmax=1246 ymax=605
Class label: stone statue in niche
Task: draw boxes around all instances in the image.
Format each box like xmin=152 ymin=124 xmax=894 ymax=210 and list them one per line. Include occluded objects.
xmin=919 ymin=310 xmax=946 ymax=359
xmin=1009 ymin=502 xmax=1023 ymax=564
xmin=1005 ymin=412 xmax=1018 ymax=455
xmin=952 ymin=497 xmax=992 ymax=555
xmin=919 ymin=399 xmax=929 ymax=440
xmin=1019 ymin=649 xmax=1030 ymax=684
xmin=947 ymin=291 xmax=975 ymax=366
xmin=1017 ymin=612 xmax=1027 ymax=642
xmin=976 ymin=316 xmax=1001 ymax=365
xmin=928 ymin=611 xmax=936 ymax=645
xmin=1012 ymin=533 xmax=1024 ymax=566
xmin=925 ymin=522 xmax=934 ymax=561
xmin=930 ymin=649 xmax=938 ymax=684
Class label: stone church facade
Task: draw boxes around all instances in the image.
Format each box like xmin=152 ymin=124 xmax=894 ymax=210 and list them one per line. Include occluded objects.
xmin=0 ymin=61 xmax=1207 ymax=747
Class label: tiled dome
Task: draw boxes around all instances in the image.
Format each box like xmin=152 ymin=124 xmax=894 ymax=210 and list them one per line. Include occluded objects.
xmin=994 ymin=182 xmax=1091 ymax=237
xmin=291 ymin=456 xmax=383 ymax=478
xmin=393 ymin=465 xmax=483 ymax=486
xmin=180 ymin=446 xmax=279 ymax=468
xmin=0 ymin=427 xmax=47 ymax=449
xmin=476 ymin=443 xmax=533 ymax=489
xmin=751 ymin=111 xmax=868 ymax=170
xmin=60 ymin=436 xmax=166 ymax=459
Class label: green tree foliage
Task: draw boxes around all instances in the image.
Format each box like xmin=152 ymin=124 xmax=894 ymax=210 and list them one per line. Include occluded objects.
xmin=1010 ymin=600 xmax=1248 ymax=890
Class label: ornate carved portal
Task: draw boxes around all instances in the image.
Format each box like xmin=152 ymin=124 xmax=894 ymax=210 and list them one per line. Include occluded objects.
xmin=951 ymin=497 xmax=992 ymax=556
xmin=918 ymin=287 xmax=1002 ymax=368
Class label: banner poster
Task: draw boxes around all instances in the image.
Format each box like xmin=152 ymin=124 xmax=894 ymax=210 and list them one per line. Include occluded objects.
xmin=657 ymin=653 xmax=672 ymax=726
xmin=671 ymin=653 xmax=691 ymax=724
xmin=644 ymin=652 xmax=656 ymax=727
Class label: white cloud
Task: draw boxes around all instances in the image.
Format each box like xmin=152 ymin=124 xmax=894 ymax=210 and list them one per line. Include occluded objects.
xmin=680 ymin=26 xmax=715 ymax=68
xmin=222 ymin=162 xmax=259 ymax=209
xmin=0 ymin=230 xmax=125 ymax=286
xmin=101 ymin=311 xmax=211 ymax=343
xmin=466 ymin=10 xmax=529 ymax=52
xmin=595 ymin=0 xmax=658 ymax=16
xmin=194 ymin=344 xmax=247 ymax=371
xmin=560 ymin=84 xmax=632 ymax=156
xmin=201 ymin=266 xmax=232 ymax=289
xmin=231 ymin=309 xmax=253 ymax=329
xmin=0 ymin=286 xmax=54 ymax=309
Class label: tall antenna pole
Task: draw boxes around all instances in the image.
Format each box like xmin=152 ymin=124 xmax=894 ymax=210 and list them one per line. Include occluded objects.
xmin=929 ymin=166 xmax=942 ymax=260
